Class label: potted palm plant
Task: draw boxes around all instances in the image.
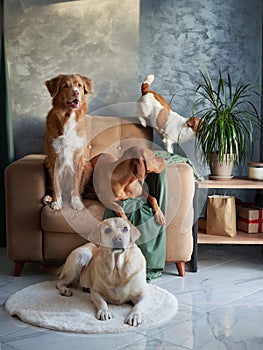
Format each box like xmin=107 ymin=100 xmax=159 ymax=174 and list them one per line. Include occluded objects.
xmin=192 ymin=68 xmax=260 ymax=178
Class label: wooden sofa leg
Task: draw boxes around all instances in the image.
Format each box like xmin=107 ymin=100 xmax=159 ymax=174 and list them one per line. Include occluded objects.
xmin=176 ymin=262 xmax=185 ymax=277
xmin=14 ymin=261 xmax=25 ymax=276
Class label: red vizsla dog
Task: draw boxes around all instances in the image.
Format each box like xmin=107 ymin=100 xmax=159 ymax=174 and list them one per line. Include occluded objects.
xmin=91 ymin=147 xmax=166 ymax=225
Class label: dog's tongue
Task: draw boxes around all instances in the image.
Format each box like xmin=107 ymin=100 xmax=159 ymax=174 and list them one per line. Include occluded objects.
xmin=67 ymin=99 xmax=80 ymax=109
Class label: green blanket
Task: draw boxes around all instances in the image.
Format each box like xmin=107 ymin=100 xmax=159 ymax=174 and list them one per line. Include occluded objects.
xmin=154 ymin=150 xmax=203 ymax=181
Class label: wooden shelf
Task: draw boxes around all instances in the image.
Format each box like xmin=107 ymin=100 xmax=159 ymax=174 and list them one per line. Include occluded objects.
xmin=198 ymin=230 xmax=263 ymax=244
xmin=191 ymin=177 xmax=263 ymax=271
xmin=196 ymin=177 xmax=263 ymax=245
xmin=197 ymin=177 xmax=263 ymax=189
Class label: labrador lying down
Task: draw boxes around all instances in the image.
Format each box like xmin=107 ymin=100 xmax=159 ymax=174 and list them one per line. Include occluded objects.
xmin=56 ymin=218 xmax=149 ymax=327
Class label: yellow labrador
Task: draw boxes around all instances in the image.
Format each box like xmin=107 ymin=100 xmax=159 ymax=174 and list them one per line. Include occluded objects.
xmin=56 ymin=218 xmax=149 ymax=327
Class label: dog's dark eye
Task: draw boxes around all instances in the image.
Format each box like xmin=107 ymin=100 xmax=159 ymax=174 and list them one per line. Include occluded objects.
xmin=62 ymin=83 xmax=69 ymax=89
xmin=78 ymin=83 xmax=82 ymax=87
xmin=122 ymin=226 xmax=129 ymax=233
xmin=104 ymin=227 xmax=112 ymax=234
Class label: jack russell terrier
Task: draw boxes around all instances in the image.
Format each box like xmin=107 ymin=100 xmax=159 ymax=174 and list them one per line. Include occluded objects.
xmin=136 ymin=74 xmax=200 ymax=153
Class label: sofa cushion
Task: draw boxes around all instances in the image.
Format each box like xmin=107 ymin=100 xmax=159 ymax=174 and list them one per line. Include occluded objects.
xmin=85 ymin=116 xmax=153 ymax=159
xmin=41 ymin=200 xmax=105 ymax=239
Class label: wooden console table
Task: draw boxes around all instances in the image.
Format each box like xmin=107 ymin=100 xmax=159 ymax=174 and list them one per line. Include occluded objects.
xmin=191 ymin=177 xmax=263 ymax=272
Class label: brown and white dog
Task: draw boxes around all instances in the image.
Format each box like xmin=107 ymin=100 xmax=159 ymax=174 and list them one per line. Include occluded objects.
xmin=136 ymin=74 xmax=200 ymax=153
xmin=44 ymin=74 xmax=93 ymax=211
xmin=56 ymin=217 xmax=149 ymax=327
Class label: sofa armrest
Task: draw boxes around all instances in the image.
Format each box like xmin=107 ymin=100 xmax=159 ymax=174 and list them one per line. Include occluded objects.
xmin=5 ymin=154 xmax=47 ymax=263
xmin=166 ymin=162 xmax=194 ymax=264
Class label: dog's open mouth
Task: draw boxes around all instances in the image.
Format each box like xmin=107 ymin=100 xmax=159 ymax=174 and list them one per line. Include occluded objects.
xmin=112 ymin=247 xmax=125 ymax=253
xmin=67 ymin=99 xmax=80 ymax=109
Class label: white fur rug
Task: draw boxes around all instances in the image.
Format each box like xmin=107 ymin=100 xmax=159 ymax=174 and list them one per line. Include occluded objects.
xmin=5 ymin=281 xmax=178 ymax=334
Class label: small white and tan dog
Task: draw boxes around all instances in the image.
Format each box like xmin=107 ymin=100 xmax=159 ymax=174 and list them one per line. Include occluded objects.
xmin=56 ymin=218 xmax=149 ymax=327
xmin=136 ymin=74 xmax=200 ymax=153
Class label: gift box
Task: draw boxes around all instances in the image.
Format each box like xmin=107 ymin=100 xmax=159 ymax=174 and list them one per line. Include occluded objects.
xmin=236 ymin=200 xmax=263 ymax=233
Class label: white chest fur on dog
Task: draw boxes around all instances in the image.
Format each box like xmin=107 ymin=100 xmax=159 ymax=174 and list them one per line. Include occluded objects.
xmin=51 ymin=112 xmax=85 ymax=200
xmin=52 ymin=112 xmax=85 ymax=174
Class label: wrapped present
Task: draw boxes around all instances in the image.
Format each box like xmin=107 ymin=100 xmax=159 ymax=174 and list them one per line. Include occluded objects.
xmin=236 ymin=200 xmax=263 ymax=233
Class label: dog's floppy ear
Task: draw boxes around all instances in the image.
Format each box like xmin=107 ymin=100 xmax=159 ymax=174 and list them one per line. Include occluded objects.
xmin=121 ymin=147 xmax=146 ymax=181
xmin=80 ymin=75 xmax=93 ymax=95
xmin=142 ymin=148 xmax=166 ymax=174
xmin=87 ymin=222 xmax=101 ymax=246
xmin=129 ymin=224 xmax=141 ymax=243
xmin=132 ymin=158 xmax=147 ymax=181
xmin=45 ymin=75 xmax=64 ymax=97
xmin=186 ymin=117 xmax=201 ymax=132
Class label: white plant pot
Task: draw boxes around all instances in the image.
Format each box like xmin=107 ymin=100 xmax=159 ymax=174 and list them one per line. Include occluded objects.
xmin=209 ymin=153 xmax=235 ymax=178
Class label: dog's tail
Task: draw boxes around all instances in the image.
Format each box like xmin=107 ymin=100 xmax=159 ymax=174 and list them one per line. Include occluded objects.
xmin=141 ymin=74 xmax=154 ymax=95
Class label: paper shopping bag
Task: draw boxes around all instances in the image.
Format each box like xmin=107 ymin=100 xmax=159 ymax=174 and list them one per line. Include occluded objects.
xmin=206 ymin=195 xmax=236 ymax=237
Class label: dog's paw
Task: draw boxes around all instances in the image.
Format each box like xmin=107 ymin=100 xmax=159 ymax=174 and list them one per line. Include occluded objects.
xmin=167 ymin=146 xmax=174 ymax=154
xmin=154 ymin=209 xmax=165 ymax=226
xmin=51 ymin=197 xmax=62 ymax=211
xmin=163 ymin=140 xmax=174 ymax=154
xmin=50 ymin=201 xmax=62 ymax=210
xmin=42 ymin=195 xmax=52 ymax=205
xmin=138 ymin=117 xmax=147 ymax=128
xmin=96 ymin=309 xmax=112 ymax=321
xmin=125 ymin=311 xmax=142 ymax=327
xmin=58 ymin=286 xmax=73 ymax=297
xmin=71 ymin=195 xmax=85 ymax=211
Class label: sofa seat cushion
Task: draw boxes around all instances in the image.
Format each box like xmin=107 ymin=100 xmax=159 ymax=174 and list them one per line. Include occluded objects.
xmin=41 ymin=200 xmax=105 ymax=239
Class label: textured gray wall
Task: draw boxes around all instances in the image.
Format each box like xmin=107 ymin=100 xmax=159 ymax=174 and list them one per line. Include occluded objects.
xmin=140 ymin=0 xmax=262 ymax=111
xmin=5 ymin=0 xmax=140 ymax=157
xmin=139 ymin=0 xmax=262 ymax=175
xmin=5 ymin=0 xmax=262 ymax=176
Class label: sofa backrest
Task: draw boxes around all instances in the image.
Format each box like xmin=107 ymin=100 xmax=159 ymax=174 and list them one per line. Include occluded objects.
xmin=85 ymin=116 xmax=153 ymax=159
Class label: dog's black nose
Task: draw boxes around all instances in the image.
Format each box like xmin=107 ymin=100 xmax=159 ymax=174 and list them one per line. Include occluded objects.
xmin=113 ymin=235 xmax=122 ymax=243
xmin=73 ymin=90 xmax=79 ymax=97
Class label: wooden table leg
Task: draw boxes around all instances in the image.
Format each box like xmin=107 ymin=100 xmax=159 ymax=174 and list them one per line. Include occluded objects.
xmin=14 ymin=261 xmax=25 ymax=276
xmin=191 ymin=184 xmax=198 ymax=272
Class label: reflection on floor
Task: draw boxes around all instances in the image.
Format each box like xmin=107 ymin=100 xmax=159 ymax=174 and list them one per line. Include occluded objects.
xmin=0 ymin=245 xmax=263 ymax=350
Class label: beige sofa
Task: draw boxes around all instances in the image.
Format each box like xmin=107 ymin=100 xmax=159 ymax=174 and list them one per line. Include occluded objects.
xmin=5 ymin=116 xmax=195 ymax=277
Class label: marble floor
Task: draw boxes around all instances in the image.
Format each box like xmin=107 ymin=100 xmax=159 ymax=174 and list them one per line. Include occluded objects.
xmin=0 ymin=244 xmax=263 ymax=350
